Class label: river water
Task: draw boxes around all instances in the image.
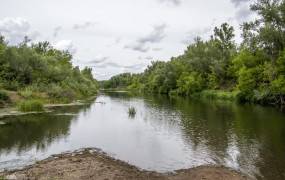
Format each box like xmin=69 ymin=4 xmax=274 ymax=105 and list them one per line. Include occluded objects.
xmin=0 ymin=92 xmax=285 ymax=179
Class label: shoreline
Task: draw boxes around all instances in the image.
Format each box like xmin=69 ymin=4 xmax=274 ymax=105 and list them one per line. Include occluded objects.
xmin=0 ymin=148 xmax=250 ymax=180
xmin=0 ymin=96 xmax=97 ymax=118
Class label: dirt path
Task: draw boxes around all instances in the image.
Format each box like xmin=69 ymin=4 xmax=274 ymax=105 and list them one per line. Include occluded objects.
xmin=0 ymin=148 xmax=251 ymax=180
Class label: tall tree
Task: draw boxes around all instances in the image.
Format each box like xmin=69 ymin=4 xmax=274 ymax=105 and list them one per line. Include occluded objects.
xmin=243 ymin=0 xmax=285 ymax=60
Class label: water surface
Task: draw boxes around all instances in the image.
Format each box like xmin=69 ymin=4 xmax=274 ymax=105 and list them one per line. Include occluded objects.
xmin=0 ymin=92 xmax=285 ymax=180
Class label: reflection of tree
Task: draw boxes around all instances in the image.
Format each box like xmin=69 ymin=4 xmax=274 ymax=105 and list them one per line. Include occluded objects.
xmin=156 ymin=96 xmax=232 ymax=161
xmin=142 ymin=94 xmax=285 ymax=179
xmin=103 ymin=91 xmax=138 ymax=100
xmin=0 ymin=114 xmax=72 ymax=153
xmin=230 ymin=104 xmax=285 ymax=179
xmin=0 ymin=103 xmax=93 ymax=154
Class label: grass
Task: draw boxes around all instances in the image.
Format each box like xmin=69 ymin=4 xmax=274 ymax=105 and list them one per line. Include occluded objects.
xmin=196 ymin=90 xmax=238 ymax=101
xmin=128 ymin=106 xmax=136 ymax=117
xmin=17 ymin=99 xmax=44 ymax=112
xmin=18 ymin=87 xmax=34 ymax=99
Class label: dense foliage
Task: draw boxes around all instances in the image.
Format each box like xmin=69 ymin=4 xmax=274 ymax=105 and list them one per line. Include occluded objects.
xmin=0 ymin=37 xmax=98 ymax=105
xmin=102 ymin=0 xmax=285 ymax=106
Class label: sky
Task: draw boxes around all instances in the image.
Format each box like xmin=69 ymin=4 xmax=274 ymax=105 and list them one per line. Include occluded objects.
xmin=0 ymin=0 xmax=254 ymax=80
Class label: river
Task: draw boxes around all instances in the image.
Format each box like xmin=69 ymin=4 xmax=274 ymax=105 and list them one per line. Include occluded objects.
xmin=0 ymin=91 xmax=285 ymax=179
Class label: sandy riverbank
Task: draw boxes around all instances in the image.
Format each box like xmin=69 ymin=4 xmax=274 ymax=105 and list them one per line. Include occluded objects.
xmin=0 ymin=148 xmax=250 ymax=180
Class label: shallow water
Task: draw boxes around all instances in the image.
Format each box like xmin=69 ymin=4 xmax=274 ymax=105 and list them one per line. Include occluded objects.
xmin=0 ymin=92 xmax=285 ymax=179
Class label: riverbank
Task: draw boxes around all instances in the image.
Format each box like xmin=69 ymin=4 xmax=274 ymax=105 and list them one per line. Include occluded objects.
xmin=0 ymin=89 xmax=97 ymax=116
xmin=0 ymin=148 xmax=249 ymax=180
xmin=0 ymin=101 xmax=88 ymax=118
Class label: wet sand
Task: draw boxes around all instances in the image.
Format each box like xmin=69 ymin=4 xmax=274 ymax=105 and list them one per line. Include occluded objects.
xmin=0 ymin=148 xmax=250 ymax=180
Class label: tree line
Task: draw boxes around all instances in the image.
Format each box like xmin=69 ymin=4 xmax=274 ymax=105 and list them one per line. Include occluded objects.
xmin=102 ymin=0 xmax=285 ymax=106
xmin=0 ymin=37 xmax=98 ymax=106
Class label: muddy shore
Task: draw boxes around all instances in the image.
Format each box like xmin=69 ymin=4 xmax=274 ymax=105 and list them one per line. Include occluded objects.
xmin=0 ymin=148 xmax=250 ymax=180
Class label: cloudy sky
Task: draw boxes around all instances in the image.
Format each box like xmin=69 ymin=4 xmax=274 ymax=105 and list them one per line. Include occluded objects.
xmin=0 ymin=0 xmax=253 ymax=80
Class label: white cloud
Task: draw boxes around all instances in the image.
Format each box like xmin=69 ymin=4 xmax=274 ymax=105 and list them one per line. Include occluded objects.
xmin=73 ymin=21 xmax=97 ymax=30
xmin=124 ymin=42 xmax=150 ymax=53
xmin=145 ymin=56 xmax=154 ymax=60
xmin=152 ymin=47 xmax=163 ymax=51
xmin=230 ymin=0 xmax=250 ymax=7
xmin=90 ymin=59 xmax=146 ymax=72
xmin=234 ymin=4 xmax=253 ymax=22
xmin=53 ymin=40 xmax=77 ymax=54
xmin=158 ymin=0 xmax=182 ymax=6
xmin=125 ymin=24 xmax=167 ymax=53
xmin=182 ymin=27 xmax=212 ymax=45
xmin=139 ymin=24 xmax=167 ymax=44
xmin=87 ymin=55 xmax=109 ymax=64
xmin=115 ymin=38 xmax=121 ymax=44
xmin=0 ymin=17 xmax=31 ymax=45
xmin=53 ymin=26 xmax=62 ymax=38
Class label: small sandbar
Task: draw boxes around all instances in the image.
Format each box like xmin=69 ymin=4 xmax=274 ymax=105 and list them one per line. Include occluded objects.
xmin=0 ymin=148 xmax=250 ymax=180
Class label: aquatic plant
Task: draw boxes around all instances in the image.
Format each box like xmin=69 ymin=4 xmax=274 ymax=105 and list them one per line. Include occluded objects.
xmin=128 ymin=106 xmax=136 ymax=117
xmin=17 ymin=99 xmax=44 ymax=112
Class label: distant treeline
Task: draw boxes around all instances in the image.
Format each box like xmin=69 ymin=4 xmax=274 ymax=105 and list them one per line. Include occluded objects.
xmin=0 ymin=37 xmax=98 ymax=106
xmin=101 ymin=0 xmax=285 ymax=106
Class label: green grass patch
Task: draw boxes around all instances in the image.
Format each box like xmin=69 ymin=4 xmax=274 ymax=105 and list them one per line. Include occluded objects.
xmin=197 ymin=90 xmax=238 ymax=101
xmin=18 ymin=87 xmax=34 ymax=99
xmin=17 ymin=99 xmax=44 ymax=112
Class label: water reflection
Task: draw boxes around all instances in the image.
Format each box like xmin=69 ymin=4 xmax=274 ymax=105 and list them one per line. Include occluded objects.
xmin=0 ymin=92 xmax=284 ymax=180
xmin=142 ymin=95 xmax=285 ymax=179
xmin=0 ymin=114 xmax=72 ymax=154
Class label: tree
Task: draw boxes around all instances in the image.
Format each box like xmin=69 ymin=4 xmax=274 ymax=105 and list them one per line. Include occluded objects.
xmin=177 ymin=72 xmax=204 ymax=96
xmin=243 ymin=0 xmax=285 ymax=60
xmin=213 ymin=23 xmax=235 ymax=53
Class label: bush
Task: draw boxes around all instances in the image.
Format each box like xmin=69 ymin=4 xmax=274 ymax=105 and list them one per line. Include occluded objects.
xmin=17 ymin=99 xmax=44 ymax=112
xmin=0 ymin=90 xmax=10 ymax=107
xmin=46 ymin=84 xmax=75 ymax=103
xmin=177 ymin=72 xmax=205 ymax=96
xmin=0 ymin=90 xmax=9 ymax=101
xmin=2 ymin=80 xmax=21 ymax=91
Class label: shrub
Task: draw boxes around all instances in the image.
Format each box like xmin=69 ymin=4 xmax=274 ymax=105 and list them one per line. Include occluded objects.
xmin=177 ymin=72 xmax=205 ymax=96
xmin=46 ymin=84 xmax=75 ymax=103
xmin=3 ymin=80 xmax=21 ymax=91
xmin=17 ymin=99 xmax=44 ymax=112
xmin=0 ymin=90 xmax=10 ymax=106
xmin=0 ymin=90 xmax=9 ymax=101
